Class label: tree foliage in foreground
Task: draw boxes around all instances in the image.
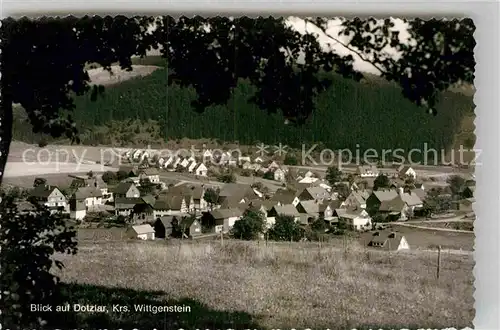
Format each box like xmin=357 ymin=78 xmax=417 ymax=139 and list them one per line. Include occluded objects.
xmin=0 ymin=195 xmax=78 ymax=329
xmin=231 ymin=209 xmax=266 ymax=240
xmin=268 ymin=214 xmax=305 ymax=242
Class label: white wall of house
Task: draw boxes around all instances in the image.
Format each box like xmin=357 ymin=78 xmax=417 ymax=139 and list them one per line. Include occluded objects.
xmin=266 ymin=217 xmax=276 ymax=228
xmin=404 ymin=168 xmax=417 ymax=179
xmin=397 ymin=236 xmax=410 ymax=250
xmin=117 ymin=209 xmax=133 ymax=216
xmin=46 ymin=189 xmax=68 ymax=209
xmin=292 ymin=197 xmax=300 ymax=207
xmin=85 ymin=196 xmax=102 ymax=207
xmin=153 ymin=210 xmax=170 ymax=218
xmin=196 ymin=164 xmax=208 ymax=176
xmin=137 ymin=233 xmax=148 ymax=240
xmin=199 ymin=198 xmax=208 ymax=211
xmin=148 ymin=175 xmax=160 ymax=183
xmin=274 ymin=170 xmax=286 ymax=182
xmin=227 ymin=216 xmax=240 ymax=228
xmin=71 ymin=209 xmax=86 ymax=220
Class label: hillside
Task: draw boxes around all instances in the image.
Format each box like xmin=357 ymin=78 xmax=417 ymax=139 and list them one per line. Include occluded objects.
xmin=13 ymin=56 xmax=475 ymax=162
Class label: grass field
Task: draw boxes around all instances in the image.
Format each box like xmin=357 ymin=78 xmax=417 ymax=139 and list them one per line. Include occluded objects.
xmin=52 ymin=240 xmax=474 ymax=329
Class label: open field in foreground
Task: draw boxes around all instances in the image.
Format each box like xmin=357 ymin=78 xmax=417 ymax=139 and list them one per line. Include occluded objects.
xmin=53 ymin=240 xmax=474 ymax=329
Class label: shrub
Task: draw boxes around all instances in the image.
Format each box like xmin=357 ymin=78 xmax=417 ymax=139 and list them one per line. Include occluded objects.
xmin=0 ymin=195 xmax=77 ymax=328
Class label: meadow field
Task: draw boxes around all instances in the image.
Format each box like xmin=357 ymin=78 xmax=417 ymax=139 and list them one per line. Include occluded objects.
xmin=52 ymin=240 xmax=475 ymax=329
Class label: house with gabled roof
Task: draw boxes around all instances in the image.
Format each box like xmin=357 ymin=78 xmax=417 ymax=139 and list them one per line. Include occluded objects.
xmin=155 ymin=193 xmax=194 ymax=215
xmin=367 ymin=231 xmax=410 ymax=251
xmin=126 ymin=224 xmax=155 ymax=240
xmin=30 ymin=185 xmax=69 ymax=213
xmin=272 ymin=167 xmax=288 ymax=183
xmin=342 ymin=190 xmax=371 ymax=209
xmin=398 ymin=165 xmax=417 ymax=179
xmin=462 ymin=185 xmax=475 ymax=199
xmin=400 ymin=190 xmax=424 ymax=216
xmin=453 ymin=197 xmax=475 ymax=213
xmin=115 ymin=197 xmax=144 ymax=217
xmin=193 ymin=163 xmax=208 ymax=177
xmin=297 ymin=186 xmax=330 ymax=203
xmin=72 ymin=186 xmax=103 ymax=212
xmin=296 ymin=200 xmax=321 ymax=225
xmin=357 ymin=165 xmax=379 ymax=178
xmin=270 ymin=188 xmax=299 ymax=206
xmin=138 ymin=168 xmax=160 ymax=184
xmin=202 ymin=208 xmax=244 ymax=233
xmin=267 ymin=204 xmax=301 ymax=227
xmin=298 ymin=176 xmax=320 ymax=184
xmin=111 ymin=182 xmax=140 ymax=199
xmin=319 ymin=200 xmax=342 ymax=220
xmin=334 ymin=207 xmax=372 ymax=231
xmin=366 ymin=189 xmax=408 ymax=221
xmin=153 ymin=215 xmax=182 ymax=238
xmin=218 ymin=183 xmax=258 ymax=205
xmin=179 ymin=216 xmax=203 ymax=238
xmin=119 ymin=165 xmax=139 ymax=177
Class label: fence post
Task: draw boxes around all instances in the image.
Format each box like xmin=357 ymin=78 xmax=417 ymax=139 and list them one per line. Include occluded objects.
xmin=436 ymin=245 xmax=442 ymax=279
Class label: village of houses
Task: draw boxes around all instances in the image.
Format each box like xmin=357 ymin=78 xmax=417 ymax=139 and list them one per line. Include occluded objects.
xmin=12 ymin=147 xmax=476 ymax=252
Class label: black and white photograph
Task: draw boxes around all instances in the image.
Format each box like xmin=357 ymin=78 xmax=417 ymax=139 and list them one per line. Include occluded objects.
xmin=0 ymin=15 xmax=476 ymax=329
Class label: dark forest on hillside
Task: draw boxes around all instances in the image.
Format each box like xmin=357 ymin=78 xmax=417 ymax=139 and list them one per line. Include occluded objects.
xmin=13 ymin=62 xmax=474 ymax=160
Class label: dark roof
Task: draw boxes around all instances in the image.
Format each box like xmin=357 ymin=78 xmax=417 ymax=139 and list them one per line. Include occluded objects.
xmin=156 ymin=194 xmax=191 ymax=211
xmin=179 ymin=216 xmax=198 ymax=228
xmin=73 ymin=187 xmax=102 ymax=199
xmin=119 ymin=165 xmax=138 ymax=174
xmin=271 ymin=189 xmax=296 ymax=204
xmin=210 ymin=208 xmax=244 ymax=219
xmin=220 ymin=195 xmax=247 ymax=209
xmin=111 ymin=182 xmax=136 ymax=194
xmin=140 ymin=168 xmax=159 ymax=176
xmin=155 ymin=215 xmax=181 ymax=228
xmin=218 ymin=183 xmax=254 ymax=198
xmin=378 ymin=196 xmax=405 ymax=212
xmin=114 ymin=197 xmax=144 ymax=209
xmin=319 ymin=199 xmax=341 ymax=212
xmin=30 ymin=185 xmax=59 ymax=198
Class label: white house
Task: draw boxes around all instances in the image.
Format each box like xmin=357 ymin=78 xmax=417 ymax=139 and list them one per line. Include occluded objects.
xmin=180 ymin=158 xmax=190 ymax=168
xmin=127 ymin=224 xmax=155 ymax=240
xmin=173 ymin=157 xmax=182 ymax=169
xmin=74 ymin=187 xmax=103 ymax=209
xmin=164 ymin=156 xmax=175 ymax=168
xmin=335 ymin=208 xmax=372 ymax=231
xmin=398 ymin=165 xmax=417 ymax=179
xmin=138 ymin=168 xmax=160 ymax=184
xmin=273 ymin=167 xmax=288 ymax=182
xmin=399 ymin=188 xmax=424 ymax=217
xmin=158 ymin=157 xmax=166 ymax=167
xmin=30 ymin=185 xmax=69 ymax=212
xmin=357 ymin=165 xmax=379 ymax=178
xmin=132 ymin=149 xmax=143 ymax=160
xmin=188 ymin=161 xmax=198 ymax=173
xmin=203 ymin=149 xmax=214 ymax=162
xmin=194 ymin=163 xmax=208 ymax=177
